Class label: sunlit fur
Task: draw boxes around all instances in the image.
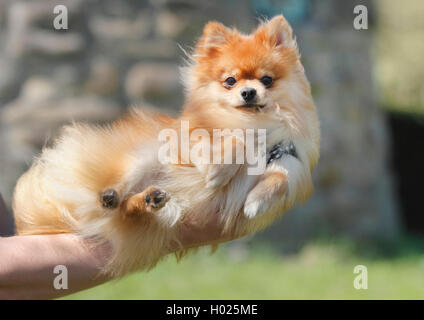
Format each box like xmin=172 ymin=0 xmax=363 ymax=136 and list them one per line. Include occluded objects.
xmin=13 ymin=16 xmax=320 ymax=276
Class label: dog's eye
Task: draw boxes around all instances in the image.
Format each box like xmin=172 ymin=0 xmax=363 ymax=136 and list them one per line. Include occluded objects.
xmin=224 ymin=77 xmax=237 ymax=87
xmin=260 ymin=76 xmax=273 ymax=88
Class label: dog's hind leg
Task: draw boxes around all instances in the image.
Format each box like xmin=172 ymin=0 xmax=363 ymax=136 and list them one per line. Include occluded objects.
xmin=118 ymin=186 xmax=170 ymax=219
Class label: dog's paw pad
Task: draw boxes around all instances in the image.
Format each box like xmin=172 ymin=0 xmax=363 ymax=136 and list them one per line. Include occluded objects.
xmin=100 ymin=188 xmax=120 ymax=209
xmin=145 ymin=187 xmax=169 ymax=210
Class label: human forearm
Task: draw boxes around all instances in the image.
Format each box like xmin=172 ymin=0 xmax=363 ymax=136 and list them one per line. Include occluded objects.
xmin=0 ymin=234 xmax=111 ymax=299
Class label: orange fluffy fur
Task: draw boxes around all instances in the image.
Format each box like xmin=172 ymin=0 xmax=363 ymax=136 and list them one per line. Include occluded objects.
xmin=13 ymin=16 xmax=320 ymax=276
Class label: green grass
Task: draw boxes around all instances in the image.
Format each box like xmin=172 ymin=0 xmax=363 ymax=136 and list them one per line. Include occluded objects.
xmin=64 ymin=239 xmax=424 ymax=300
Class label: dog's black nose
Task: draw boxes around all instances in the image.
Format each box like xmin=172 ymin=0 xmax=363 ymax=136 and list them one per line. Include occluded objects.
xmin=241 ymin=87 xmax=257 ymax=103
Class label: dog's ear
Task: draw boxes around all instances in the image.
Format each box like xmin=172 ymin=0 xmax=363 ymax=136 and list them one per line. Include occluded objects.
xmin=195 ymin=21 xmax=233 ymax=56
xmin=255 ymin=15 xmax=296 ymax=50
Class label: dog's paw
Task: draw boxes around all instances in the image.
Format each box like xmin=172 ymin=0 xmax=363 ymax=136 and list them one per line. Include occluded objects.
xmin=100 ymin=188 xmax=120 ymax=209
xmin=122 ymin=186 xmax=170 ymax=219
xmin=243 ymin=194 xmax=271 ymax=219
xmin=144 ymin=186 xmax=170 ymax=212
xmin=243 ymin=172 xmax=288 ymax=219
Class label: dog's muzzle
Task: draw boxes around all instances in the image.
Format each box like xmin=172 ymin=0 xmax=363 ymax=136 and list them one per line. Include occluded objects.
xmin=267 ymin=141 xmax=298 ymax=165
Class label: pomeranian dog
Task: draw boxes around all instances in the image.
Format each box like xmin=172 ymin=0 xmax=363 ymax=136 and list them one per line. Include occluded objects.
xmin=13 ymin=15 xmax=320 ymax=276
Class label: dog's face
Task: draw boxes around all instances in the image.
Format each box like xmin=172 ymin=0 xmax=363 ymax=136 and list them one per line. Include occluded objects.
xmin=182 ymin=15 xmax=320 ymax=171
xmin=183 ymin=16 xmax=305 ymax=115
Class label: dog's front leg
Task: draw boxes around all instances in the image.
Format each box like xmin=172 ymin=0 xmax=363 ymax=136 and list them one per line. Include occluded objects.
xmin=197 ymin=136 xmax=245 ymax=189
xmin=243 ymin=141 xmax=311 ymax=218
xmin=243 ymin=171 xmax=288 ymax=218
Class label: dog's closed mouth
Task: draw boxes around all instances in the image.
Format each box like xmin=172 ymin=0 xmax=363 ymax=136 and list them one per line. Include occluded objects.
xmin=267 ymin=141 xmax=298 ymax=165
xmin=237 ymin=103 xmax=265 ymax=110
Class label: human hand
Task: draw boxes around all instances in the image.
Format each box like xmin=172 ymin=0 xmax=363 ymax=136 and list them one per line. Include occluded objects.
xmin=0 ymin=195 xmax=237 ymax=300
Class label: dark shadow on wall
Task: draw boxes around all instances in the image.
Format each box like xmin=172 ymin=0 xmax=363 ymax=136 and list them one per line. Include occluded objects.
xmin=387 ymin=110 xmax=424 ymax=236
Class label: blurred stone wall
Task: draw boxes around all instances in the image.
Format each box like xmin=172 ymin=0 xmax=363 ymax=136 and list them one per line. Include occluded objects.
xmin=0 ymin=0 xmax=400 ymax=244
xmin=257 ymin=0 xmax=401 ymax=249
xmin=375 ymin=0 xmax=424 ymax=112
